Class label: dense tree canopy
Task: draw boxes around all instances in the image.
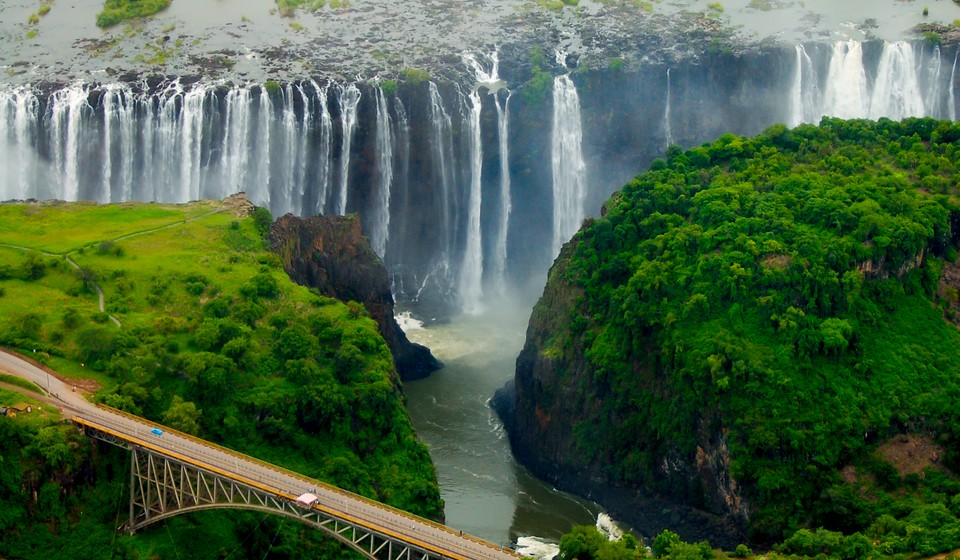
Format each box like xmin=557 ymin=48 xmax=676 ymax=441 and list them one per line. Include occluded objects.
xmin=555 ymin=117 xmax=960 ymax=548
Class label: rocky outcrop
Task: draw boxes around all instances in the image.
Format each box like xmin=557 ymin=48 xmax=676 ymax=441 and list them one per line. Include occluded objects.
xmin=270 ymin=213 xmax=442 ymax=381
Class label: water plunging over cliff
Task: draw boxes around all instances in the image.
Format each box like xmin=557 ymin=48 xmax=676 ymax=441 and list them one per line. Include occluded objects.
xmin=790 ymin=40 xmax=951 ymax=125
xmin=551 ymin=74 xmax=587 ymax=258
xmin=1 ymin=40 xmax=957 ymax=314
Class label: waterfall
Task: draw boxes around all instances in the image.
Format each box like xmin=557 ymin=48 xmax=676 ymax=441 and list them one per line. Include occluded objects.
xmin=180 ymin=84 xmax=205 ymax=204
xmin=222 ymin=86 xmax=252 ymax=202
xmin=788 ymin=45 xmax=819 ymax=127
xmin=0 ymin=87 xmax=39 ymax=201
xmin=252 ymin=87 xmax=272 ymax=208
xmin=459 ymin=86 xmax=485 ymax=313
xmin=551 ymin=74 xmax=587 ymax=257
xmin=922 ymin=45 xmax=943 ymax=118
xmin=950 ymin=51 xmax=958 ymax=122
xmin=391 ymin=97 xmax=411 ymax=271
xmin=50 ymin=84 xmax=88 ymax=201
xmin=428 ymin=81 xmax=456 ymax=261
xmin=821 ymin=40 xmax=869 ymax=120
xmin=311 ymin=81 xmax=334 ymax=215
xmin=664 ymin=68 xmax=673 ymax=147
xmin=465 ymin=50 xmax=512 ymax=297
xmin=336 ymin=83 xmax=361 ymax=215
xmin=371 ymin=85 xmax=394 ymax=258
xmin=490 ymin=89 xmax=512 ymax=296
xmin=277 ymin=85 xmax=298 ymax=215
xmin=869 ymin=41 xmax=924 ymax=120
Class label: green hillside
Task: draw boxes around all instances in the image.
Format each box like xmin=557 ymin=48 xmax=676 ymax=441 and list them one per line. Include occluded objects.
xmin=537 ymin=117 xmax=960 ymax=553
xmin=0 ymin=198 xmax=441 ymax=559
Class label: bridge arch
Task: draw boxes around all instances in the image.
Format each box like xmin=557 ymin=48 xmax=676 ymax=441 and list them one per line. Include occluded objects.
xmin=125 ymin=446 xmax=440 ymax=560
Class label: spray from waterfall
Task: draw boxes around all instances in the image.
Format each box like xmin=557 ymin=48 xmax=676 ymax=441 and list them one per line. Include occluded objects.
xmin=551 ymin=74 xmax=587 ymax=258
xmin=336 ymin=83 xmax=361 ymax=215
xmin=371 ymin=84 xmax=394 ymax=258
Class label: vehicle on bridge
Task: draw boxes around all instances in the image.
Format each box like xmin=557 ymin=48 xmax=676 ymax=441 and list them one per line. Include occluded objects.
xmin=150 ymin=428 xmax=163 ymax=436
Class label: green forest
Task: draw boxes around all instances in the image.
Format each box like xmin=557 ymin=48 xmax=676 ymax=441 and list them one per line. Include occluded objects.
xmin=0 ymin=201 xmax=441 ymax=559
xmin=547 ymin=117 xmax=960 ymax=556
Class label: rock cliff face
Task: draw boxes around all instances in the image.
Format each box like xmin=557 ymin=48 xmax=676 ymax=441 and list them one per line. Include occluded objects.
xmin=270 ymin=213 xmax=442 ymax=381
xmin=494 ymin=238 xmax=746 ymax=547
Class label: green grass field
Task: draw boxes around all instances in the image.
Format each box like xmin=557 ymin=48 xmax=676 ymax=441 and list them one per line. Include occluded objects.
xmin=0 ymin=201 xmax=221 ymax=253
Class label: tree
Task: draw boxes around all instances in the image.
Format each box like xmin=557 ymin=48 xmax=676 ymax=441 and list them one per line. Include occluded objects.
xmin=20 ymin=252 xmax=46 ymax=280
xmin=163 ymin=395 xmax=201 ymax=435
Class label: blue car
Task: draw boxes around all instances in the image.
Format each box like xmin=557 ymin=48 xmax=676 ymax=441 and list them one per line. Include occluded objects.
xmin=151 ymin=428 xmax=163 ymax=436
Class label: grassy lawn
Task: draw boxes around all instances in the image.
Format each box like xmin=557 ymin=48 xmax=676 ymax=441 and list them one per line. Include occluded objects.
xmin=0 ymin=201 xmax=222 ymax=253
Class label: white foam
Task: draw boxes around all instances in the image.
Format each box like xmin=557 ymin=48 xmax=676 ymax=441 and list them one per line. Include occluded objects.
xmin=395 ymin=311 xmax=424 ymax=332
xmin=515 ymin=536 xmax=559 ymax=560
xmin=597 ymin=512 xmax=623 ymax=541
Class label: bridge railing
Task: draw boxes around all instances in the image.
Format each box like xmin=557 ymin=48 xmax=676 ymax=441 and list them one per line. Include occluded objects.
xmin=89 ymin=403 xmax=520 ymax=557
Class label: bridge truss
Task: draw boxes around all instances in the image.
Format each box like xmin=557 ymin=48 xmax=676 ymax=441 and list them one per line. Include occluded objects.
xmin=83 ymin=424 xmax=443 ymax=560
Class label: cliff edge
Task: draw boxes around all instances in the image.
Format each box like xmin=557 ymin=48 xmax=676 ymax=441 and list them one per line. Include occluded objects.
xmin=271 ymin=213 xmax=442 ymax=381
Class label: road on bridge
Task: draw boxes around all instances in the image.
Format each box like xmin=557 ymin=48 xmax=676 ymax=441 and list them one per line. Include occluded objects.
xmin=0 ymin=348 xmax=525 ymax=560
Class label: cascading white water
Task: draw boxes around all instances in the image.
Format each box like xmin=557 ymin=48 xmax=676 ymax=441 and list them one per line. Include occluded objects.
xmin=950 ymin=51 xmax=958 ymax=122
xmin=50 ymin=84 xmax=88 ymax=201
xmin=428 ymin=81 xmax=456 ymax=263
xmin=490 ymin=89 xmax=512 ymax=296
xmin=311 ymin=81 xmax=334 ymax=215
xmin=869 ymin=41 xmax=924 ymax=120
xmin=222 ymin=86 xmax=252 ymax=202
xmin=459 ymin=86 xmax=485 ymax=313
xmin=551 ymin=74 xmax=587 ymax=258
xmin=921 ymin=45 xmax=943 ymax=118
xmin=821 ymin=40 xmax=869 ymax=120
xmin=336 ymin=83 xmax=361 ymax=215
xmin=664 ymin=67 xmax=673 ymax=147
xmin=180 ymin=83 xmax=206 ymax=204
xmin=0 ymin=87 xmax=39 ymax=201
xmin=277 ymin=84 xmax=299 ymax=215
xmin=788 ymin=45 xmax=820 ymax=127
xmin=371 ymin=85 xmax=394 ymax=258
xmin=465 ymin=50 xmax=512 ymax=297
xmin=252 ymin=87 xmax=272 ymax=209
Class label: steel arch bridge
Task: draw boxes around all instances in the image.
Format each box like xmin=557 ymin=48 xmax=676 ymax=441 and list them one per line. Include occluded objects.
xmin=75 ymin=414 xmax=523 ymax=560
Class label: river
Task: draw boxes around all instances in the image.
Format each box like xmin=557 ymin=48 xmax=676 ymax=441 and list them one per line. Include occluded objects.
xmin=400 ymin=301 xmax=620 ymax=559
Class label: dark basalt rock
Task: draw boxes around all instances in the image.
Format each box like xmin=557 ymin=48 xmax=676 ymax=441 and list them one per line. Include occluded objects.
xmin=270 ymin=213 xmax=442 ymax=381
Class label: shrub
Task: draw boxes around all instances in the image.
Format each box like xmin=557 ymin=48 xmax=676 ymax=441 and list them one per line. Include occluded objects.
xmin=96 ymin=0 xmax=171 ymax=28
xmin=402 ymin=68 xmax=430 ymax=85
